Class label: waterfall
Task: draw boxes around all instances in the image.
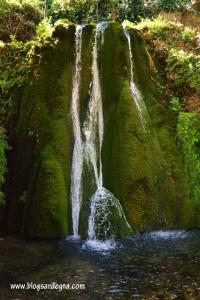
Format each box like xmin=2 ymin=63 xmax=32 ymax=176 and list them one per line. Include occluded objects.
xmin=83 ymin=22 xmax=107 ymax=189
xmin=123 ymin=27 xmax=144 ymax=119
xmin=70 ymin=23 xmax=132 ymax=242
xmin=70 ymin=25 xmax=84 ymax=238
xmin=83 ymin=23 xmax=132 ymax=241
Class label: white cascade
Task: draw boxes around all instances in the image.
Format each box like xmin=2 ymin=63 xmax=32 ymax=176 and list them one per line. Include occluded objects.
xmin=70 ymin=25 xmax=84 ymax=238
xmin=123 ymin=27 xmax=144 ymax=119
xmin=88 ymin=187 xmax=132 ymax=240
xmin=83 ymin=22 xmax=107 ymax=189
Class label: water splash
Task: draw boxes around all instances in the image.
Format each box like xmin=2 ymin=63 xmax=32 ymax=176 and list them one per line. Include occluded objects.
xmin=83 ymin=239 xmax=116 ymax=253
xmin=88 ymin=187 xmax=132 ymax=240
xmin=144 ymin=230 xmax=188 ymax=240
xmin=70 ymin=25 xmax=84 ymax=238
xmin=123 ymin=27 xmax=143 ymax=119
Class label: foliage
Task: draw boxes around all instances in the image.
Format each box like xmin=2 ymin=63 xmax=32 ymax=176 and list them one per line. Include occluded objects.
xmin=135 ymin=17 xmax=171 ymax=37
xmin=50 ymin=0 xmax=96 ymax=23
xmin=169 ymin=97 xmax=182 ymax=112
xmin=192 ymin=0 xmax=200 ymax=15
xmin=36 ymin=18 xmax=53 ymax=39
xmin=48 ymin=0 xmax=190 ymax=23
xmin=177 ymin=112 xmax=200 ymax=211
xmin=49 ymin=0 xmax=144 ymax=23
xmin=137 ymin=16 xmax=196 ymax=41
xmin=124 ymin=0 xmax=144 ymax=21
xmin=143 ymin=0 xmax=189 ymax=16
xmin=0 ymin=131 xmax=9 ymax=206
xmin=137 ymin=17 xmax=200 ymax=95
xmin=0 ymin=0 xmax=41 ymax=41
xmin=166 ymin=49 xmax=200 ymax=91
xmin=179 ymin=26 xmax=196 ymax=41
xmin=19 ymin=191 xmax=27 ymax=203
xmin=136 ymin=17 xmax=200 ymax=224
xmin=0 ymin=0 xmax=192 ymax=27
xmin=0 ymin=37 xmax=41 ymax=123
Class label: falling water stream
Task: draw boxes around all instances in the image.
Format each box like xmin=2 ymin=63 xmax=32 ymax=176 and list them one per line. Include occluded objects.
xmin=71 ymin=23 xmax=131 ymax=243
xmin=123 ymin=27 xmax=144 ymax=121
xmin=70 ymin=25 xmax=84 ymax=238
xmin=82 ymin=23 xmax=106 ymax=189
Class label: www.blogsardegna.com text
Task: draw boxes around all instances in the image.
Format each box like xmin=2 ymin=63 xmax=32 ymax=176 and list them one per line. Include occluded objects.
xmin=10 ymin=282 xmax=86 ymax=292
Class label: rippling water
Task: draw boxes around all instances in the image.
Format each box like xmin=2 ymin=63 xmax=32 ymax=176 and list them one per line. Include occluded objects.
xmin=1 ymin=231 xmax=200 ymax=299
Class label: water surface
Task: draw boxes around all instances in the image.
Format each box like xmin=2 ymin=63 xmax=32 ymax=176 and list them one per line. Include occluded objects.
xmin=0 ymin=231 xmax=200 ymax=299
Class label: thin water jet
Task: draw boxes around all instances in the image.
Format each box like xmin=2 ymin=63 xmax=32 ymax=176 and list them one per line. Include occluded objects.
xmin=70 ymin=25 xmax=84 ymax=238
xmin=83 ymin=23 xmax=107 ymax=190
xmin=123 ymin=27 xmax=144 ymax=121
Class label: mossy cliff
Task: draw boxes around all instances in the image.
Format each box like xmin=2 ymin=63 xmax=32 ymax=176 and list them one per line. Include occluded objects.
xmin=129 ymin=29 xmax=191 ymax=229
xmin=101 ymin=23 xmax=191 ymax=231
xmin=1 ymin=22 xmax=195 ymax=238
xmin=6 ymin=25 xmax=75 ymax=238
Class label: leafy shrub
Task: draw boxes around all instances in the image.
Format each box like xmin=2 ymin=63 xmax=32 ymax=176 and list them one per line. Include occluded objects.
xmin=166 ymin=49 xmax=200 ymax=92
xmin=144 ymin=0 xmax=189 ymax=15
xmin=0 ymin=131 xmax=8 ymax=206
xmin=135 ymin=17 xmax=171 ymax=37
xmin=36 ymin=19 xmax=53 ymax=39
xmin=179 ymin=26 xmax=196 ymax=42
xmin=0 ymin=0 xmax=41 ymax=41
xmin=170 ymin=97 xmax=182 ymax=111
xmin=0 ymin=37 xmax=41 ymax=122
xmin=137 ymin=18 xmax=200 ymax=95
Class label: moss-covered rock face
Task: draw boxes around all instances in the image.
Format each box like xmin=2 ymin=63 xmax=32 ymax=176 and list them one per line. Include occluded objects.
xmin=3 ymin=22 xmax=193 ymax=238
xmin=101 ymin=24 xmax=191 ymax=232
xmin=7 ymin=25 xmax=75 ymax=238
xmin=129 ymin=29 xmax=191 ymax=229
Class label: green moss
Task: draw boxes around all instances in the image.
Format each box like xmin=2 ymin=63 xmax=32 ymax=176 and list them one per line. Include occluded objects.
xmin=8 ymin=25 xmax=75 ymax=237
xmin=177 ymin=112 xmax=200 ymax=228
xmin=129 ymin=28 xmax=191 ymax=229
xmin=101 ymin=23 xmax=155 ymax=232
xmin=102 ymin=24 xmax=191 ymax=232
xmin=79 ymin=24 xmax=94 ymax=125
xmin=25 ymin=145 xmax=68 ymax=237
